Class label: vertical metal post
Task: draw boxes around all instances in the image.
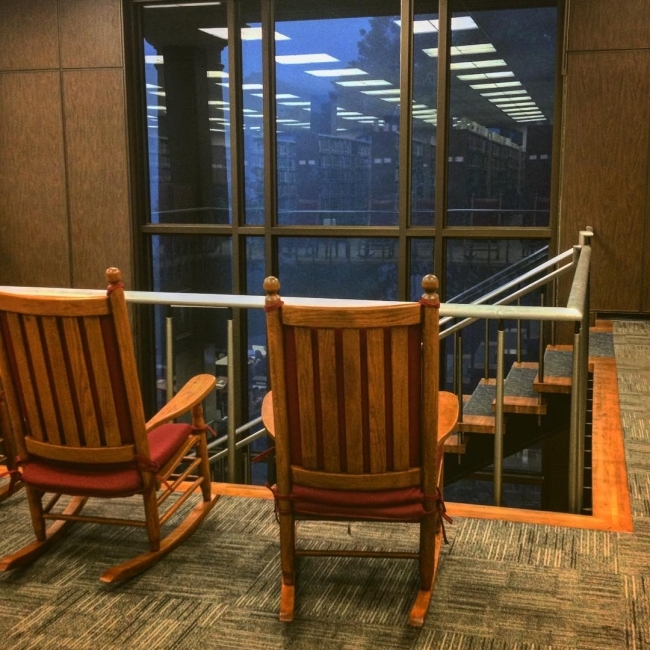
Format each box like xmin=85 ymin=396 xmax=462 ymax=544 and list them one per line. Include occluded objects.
xmin=226 ymin=308 xmax=237 ymax=483
xmin=494 ymin=319 xmax=505 ymax=507
xmin=576 ymin=272 xmax=591 ymax=512
xmin=484 ymin=319 xmax=490 ymax=379
xmin=165 ymin=306 xmax=174 ymax=402
xmin=456 ymin=329 xmax=464 ymax=422
xmin=568 ymin=322 xmax=581 ymax=513
xmin=538 ymin=290 xmax=546 ymax=383
xmin=516 ymin=297 xmax=522 ymax=363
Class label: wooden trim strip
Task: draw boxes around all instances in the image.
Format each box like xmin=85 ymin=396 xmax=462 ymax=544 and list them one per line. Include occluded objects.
xmin=282 ymin=304 xmax=420 ymax=329
xmin=25 ymin=437 xmax=135 ymax=464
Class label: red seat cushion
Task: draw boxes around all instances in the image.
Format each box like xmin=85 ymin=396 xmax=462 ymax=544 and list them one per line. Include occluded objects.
xmin=21 ymin=423 xmax=193 ymax=498
xmin=287 ymin=484 xmax=428 ymax=522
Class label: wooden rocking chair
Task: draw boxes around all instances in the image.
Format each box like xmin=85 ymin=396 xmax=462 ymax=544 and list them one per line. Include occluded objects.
xmin=261 ymin=274 xmax=459 ymax=626
xmin=0 ymin=268 xmax=219 ymax=582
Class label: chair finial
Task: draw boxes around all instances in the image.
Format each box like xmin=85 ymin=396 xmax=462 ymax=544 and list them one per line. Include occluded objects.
xmin=421 ymin=274 xmax=440 ymax=306
xmin=106 ymin=267 xmax=122 ymax=285
xmin=264 ymin=276 xmax=282 ymax=306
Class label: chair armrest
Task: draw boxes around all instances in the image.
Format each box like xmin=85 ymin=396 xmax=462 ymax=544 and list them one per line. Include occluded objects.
xmin=146 ymin=374 xmax=216 ymax=432
xmin=437 ymin=391 xmax=460 ymax=446
xmin=261 ymin=392 xmax=275 ymax=438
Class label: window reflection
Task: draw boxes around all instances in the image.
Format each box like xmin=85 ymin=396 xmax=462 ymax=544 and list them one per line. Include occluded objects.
xmin=278 ymin=237 xmax=398 ymax=300
xmin=143 ymin=3 xmax=255 ymax=226
xmin=446 ymin=5 xmax=556 ymax=227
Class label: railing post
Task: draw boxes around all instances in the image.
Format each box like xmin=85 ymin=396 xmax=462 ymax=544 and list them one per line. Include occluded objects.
xmin=538 ymin=289 xmax=546 ymax=383
xmin=516 ymin=297 xmax=522 ymax=363
xmin=484 ymin=319 xmax=490 ymax=380
xmin=165 ymin=306 xmax=174 ymax=402
xmin=455 ymin=329 xmax=464 ymax=423
xmin=494 ymin=319 xmax=506 ymax=507
xmin=568 ymin=320 xmax=582 ymax=513
xmin=226 ymin=308 xmax=238 ymax=483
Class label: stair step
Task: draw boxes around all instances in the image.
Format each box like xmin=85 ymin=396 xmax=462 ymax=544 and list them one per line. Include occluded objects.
xmin=498 ymin=362 xmax=547 ymax=415
xmin=458 ymin=380 xmax=497 ymax=434
xmin=534 ymin=330 xmax=614 ymax=394
xmin=443 ymin=433 xmax=467 ymax=454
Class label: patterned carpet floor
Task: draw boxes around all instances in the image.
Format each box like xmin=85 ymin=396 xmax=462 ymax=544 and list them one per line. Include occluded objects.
xmin=1 ymin=321 xmax=649 ymax=649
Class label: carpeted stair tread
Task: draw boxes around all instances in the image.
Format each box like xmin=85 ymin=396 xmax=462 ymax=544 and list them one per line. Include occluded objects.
xmin=462 ymin=381 xmax=497 ymax=417
xmin=504 ymin=364 xmax=539 ymax=399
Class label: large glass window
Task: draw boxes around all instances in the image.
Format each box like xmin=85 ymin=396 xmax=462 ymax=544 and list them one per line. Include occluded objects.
xmin=136 ymin=0 xmax=558 ymax=481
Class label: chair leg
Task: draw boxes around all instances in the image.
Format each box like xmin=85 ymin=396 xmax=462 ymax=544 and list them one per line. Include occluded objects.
xmin=142 ymin=483 xmax=161 ymax=552
xmin=279 ymin=514 xmax=296 ymax=622
xmin=0 ymin=495 xmax=87 ymax=572
xmin=409 ymin=513 xmax=439 ymax=627
xmin=197 ymin=433 xmax=213 ymax=502
xmin=26 ymin=487 xmax=46 ymax=541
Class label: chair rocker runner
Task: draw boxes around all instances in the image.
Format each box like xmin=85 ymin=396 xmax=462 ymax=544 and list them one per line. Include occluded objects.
xmin=261 ymin=274 xmax=459 ymax=626
xmin=0 ymin=268 xmax=219 ymax=582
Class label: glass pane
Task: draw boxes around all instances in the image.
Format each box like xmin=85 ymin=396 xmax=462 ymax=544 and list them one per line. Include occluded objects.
xmin=142 ymin=3 xmax=233 ymax=225
xmin=411 ymin=4 xmax=438 ymax=226
xmin=410 ymin=238 xmax=435 ymax=300
xmin=278 ymin=237 xmax=397 ymax=299
xmin=270 ymin=3 xmax=401 ymax=227
xmin=151 ymin=235 xmax=232 ymax=414
xmin=444 ymin=238 xmax=547 ymax=392
xmin=446 ymin=5 xmax=556 ymax=227
xmin=246 ymin=236 xmax=267 ymax=419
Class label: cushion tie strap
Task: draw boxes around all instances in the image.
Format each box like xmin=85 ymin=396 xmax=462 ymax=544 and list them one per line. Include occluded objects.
xmin=0 ymin=468 xmax=22 ymax=497
xmin=423 ymin=487 xmax=452 ymax=544
xmin=267 ymin=483 xmax=293 ymax=522
xmin=252 ymin=446 xmax=275 ymax=463
xmin=193 ymin=424 xmax=217 ymax=440
xmin=134 ymin=455 xmax=173 ymax=492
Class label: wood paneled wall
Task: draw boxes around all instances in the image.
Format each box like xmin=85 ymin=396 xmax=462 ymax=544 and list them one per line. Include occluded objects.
xmin=0 ymin=0 xmax=132 ymax=290
xmin=560 ymin=0 xmax=650 ymax=314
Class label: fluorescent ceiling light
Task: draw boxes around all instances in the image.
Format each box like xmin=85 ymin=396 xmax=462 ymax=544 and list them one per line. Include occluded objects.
xmin=470 ymin=81 xmax=522 ymax=89
xmin=220 ymin=83 xmax=264 ymax=90
xmin=207 ymin=70 xmax=229 ymax=78
xmin=361 ymin=89 xmax=400 ymax=96
xmin=276 ymin=119 xmax=299 ymax=123
xmin=145 ymin=55 xmax=164 ymax=64
xmin=276 ymin=53 xmax=338 ymax=64
xmin=336 ymin=79 xmax=391 ymax=87
xmin=337 ymin=111 xmax=362 ymax=116
xmin=497 ymin=102 xmax=537 ymax=109
xmin=242 ymin=109 xmax=257 ymax=113
xmin=146 ymin=83 xmax=162 ymax=89
xmin=458 ymin=71 xmax=514 ymax=81
xmin=208 ymin=117 xmax=227 ymax=122
xmin=412 ymin=104 xmax=428 ymax=109
xmin=358 ymin=120 xmax=376 ymax=123
xmin=251 ymin=93 xmax=298 ymax=99
xmin=200 ymin=27 xmax=289 ymax=41
xmin=305 ymin=68 xmax=367 ymax=77
xmin=246 ymin=114 xmax=264 ymax=118
xmin=482 ymin=90 xmax=528 ymax=97
xmin=394 ymin=16 xmax=478 ymax=33
xmin=450 ymin=59 xmax=507 ymax=70
xmin=489 ymin=96 xmax=531 ymax=103
xmin=424 ymin=43 xmax=496 ymax=57
xmin=516 ymin=117 xmax=546 ymax=122
xmin=147 ymin=115 xmax=158 ymax=120
xmin=148 ymin=90 xmax=166 ymax=96
xmin=147 ymin=105 xmax=166 ymax=111
xmin=380 ymin=97 xmax=401 ymax=102
xmin=343 ymin=115 xmax=377 ymax=120
xmin=280 ymin=101 xmax=311 ymax=106
xmin=208 ymin=100 xmax=228 ymax=105
xmin=413 ymin=109 xmax=436 ymax=115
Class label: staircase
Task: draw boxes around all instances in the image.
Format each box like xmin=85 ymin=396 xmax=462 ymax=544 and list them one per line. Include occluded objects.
xmin=443 ymin=322 xmax=615 ymax=505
